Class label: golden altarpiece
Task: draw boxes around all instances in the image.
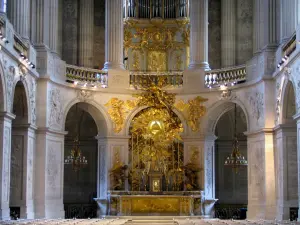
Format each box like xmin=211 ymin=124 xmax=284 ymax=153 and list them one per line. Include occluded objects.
xmin=104 ymin=1 xmax=208 ymax=216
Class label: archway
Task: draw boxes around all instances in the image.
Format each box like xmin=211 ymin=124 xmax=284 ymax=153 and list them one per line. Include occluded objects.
xmin=63 ymin=102 xmax=105 ymax=219
xmin=275 ymin=80 xmax=298 ymax=220
xmin=214 ymin=103 xmax=248 ymax=219
xmin=10 ymin=81 xmax=30 ymax=219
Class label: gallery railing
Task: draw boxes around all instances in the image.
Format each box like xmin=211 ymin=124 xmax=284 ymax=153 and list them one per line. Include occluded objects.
xmin=66 ymin=65 xmax=108 ymax=88
xmin=64 ymin=203 xmax=98 ymax=219
xmin=205 ymin=65 xmax=246 ymax=89
xmin=129 ymin=71 xmax=183 ymax=88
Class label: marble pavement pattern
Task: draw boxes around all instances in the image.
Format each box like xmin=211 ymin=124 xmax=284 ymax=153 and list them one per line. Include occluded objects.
xmin=0 ymin=219 xmax=300 ymax=225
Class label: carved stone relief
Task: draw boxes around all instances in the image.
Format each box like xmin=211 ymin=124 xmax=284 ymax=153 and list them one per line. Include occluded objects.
xmin=77 ymin=90 xmax=93 ymax=102
xmin=6 ymin=66 xmax=16 ymax=112
xmin=205 ymin=146 xmax=213 ymax=197
xmin=27 ymin=137 xmax=34 ymax=199
xmin=46 ymin=144 xmax=61 ymax=198
xmin=29 ymin=78 xmax=37 ymax=125
xmin=49 ymin=88 xmax=63 ymax=129
xmin=275 ymin=81 xmax=282 ymax=125
xmin=10 ymin=135 xmax=23 ymax=202
xmin=3 ymin=127 xmax=10 ymax=202
xmin=247 ymin=91 xmax=264 ymax=126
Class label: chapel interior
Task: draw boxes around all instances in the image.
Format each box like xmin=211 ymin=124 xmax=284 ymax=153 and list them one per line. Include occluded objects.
xmin=0 ymin=0 xmax=300 ymax=224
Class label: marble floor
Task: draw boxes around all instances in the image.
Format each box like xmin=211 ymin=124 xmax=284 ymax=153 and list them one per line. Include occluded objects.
xmin=0 ymin=218 xmax=300 ymax=225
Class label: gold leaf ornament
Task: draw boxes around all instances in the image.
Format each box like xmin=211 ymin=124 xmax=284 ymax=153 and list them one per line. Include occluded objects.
xmin=174 ymin=96 xmax=208 ymax=132
xmin=105 ymin=98 xmax=137 ymax=133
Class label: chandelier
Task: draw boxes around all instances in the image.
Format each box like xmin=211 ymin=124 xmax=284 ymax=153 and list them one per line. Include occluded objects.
xmin=224 ymin=104 xmax=247 ymax=172
xmin=64 ymin=104 xmax=88 ymax=171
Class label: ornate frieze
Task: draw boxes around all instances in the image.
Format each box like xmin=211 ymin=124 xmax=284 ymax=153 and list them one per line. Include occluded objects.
xmin=6 ymin=66 xmax=16 ymax=112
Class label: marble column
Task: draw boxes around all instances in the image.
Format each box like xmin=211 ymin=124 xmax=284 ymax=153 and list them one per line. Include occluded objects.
xmin=188 ymin=0 xmax=209 ymax=70
xmin=79 ymin=0 xmax=94 ymax=68
xmin=253 ymin=0 xmax=277 ymax=53
xmin=0 ymin=0 xmax=6 ymax=15
xmin=11 ymin=125 xmax=36 ymax=219
xmin=104 ymin=0 xmax=125 ymax=70
xmin=221 ymin=0 xmax=236 ymax=67
xmin=0 ymin=112 xmax=15 ymax=220
xmin=280 ymin=0 xmax=299 ymax=41
xmin=31 ymin=0 xmax=50 ymax=46
xmin=274 ymin=124 xmax=297 ymax=220
xmin=49 ymin=0 xmax=59 ymax=53
xmin=7 ymin=0 xmax=30 ymax=40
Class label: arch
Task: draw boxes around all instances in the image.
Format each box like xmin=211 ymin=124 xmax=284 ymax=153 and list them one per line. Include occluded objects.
xmin=0 ymin=59 xmax=7 ymax=112
xmin=280 ymin=78 xmax=297 ymax=124
xmin=11 ymin=78 xmax=31 ymax=124
xmin=125 ymin=106 xmax=188 ymax=136
xmin=63 ymin=99 xmax=112 ymax=137
xmin=201 ymin=99 xmax=250 ymax=135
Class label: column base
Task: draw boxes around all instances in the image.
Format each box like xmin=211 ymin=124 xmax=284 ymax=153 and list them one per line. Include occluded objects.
xmin=94 ymin=198 xmax=108 ymax=216
xmin=0 ymin=208 xmax=10 ymax=220
xmin=103 ymin=62 xmax=125 ymax=70
xmin=188 ymin=62 xmax=210 ymax=71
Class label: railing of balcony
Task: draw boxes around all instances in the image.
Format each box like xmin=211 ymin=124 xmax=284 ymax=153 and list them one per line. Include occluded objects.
xmin=277 ymin=34 xmax=296 ymax=69
xmin=0 ymin=17 xmax=36 ymax=69
xmin=130 ymin=71 xmax=183 ymax=88
xmin=205 ymin=65 xmax=246 ymax=89
xmin=66 ymin=65 xmax=108 ymax=88
xmin=124 ymin=0 xmax=189 ymax=19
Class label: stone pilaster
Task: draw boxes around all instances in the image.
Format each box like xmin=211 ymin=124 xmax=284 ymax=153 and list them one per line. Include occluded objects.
xmin=0 ymin=112 xmax=15 ymax=220
xmin=188 ymin=0 xmax=209 ymax=70
xmin=292 ymin=113 xmax=300 ymax=220
xmin=11 ymin=125 xmax=36 ymax=219
xmin=103 ymin=0 xmax=124 ymax=70
xmin=183 ymin=134 xmax=217 ymax=217
xmin=7 ymin=0 xmax=30 ymax=39
xmin=79 ymin=0 xmax=94 ymax=68
xmin=49 ymin=0 xmax=59 ymax=53
xmin=246 ymin=129 xmax=276 ymax=219
xmin=35 ymin=128 xmax=65 ymax=218
xmin=274 ymin=124 xmax=297 ymax=220
xmin=95 ymin=136 xmax=129 ymax=216
xmin=253 ymin=0 xmax=277 ymax=53
xmin=221 ymin=0 xmax=236 ymax=67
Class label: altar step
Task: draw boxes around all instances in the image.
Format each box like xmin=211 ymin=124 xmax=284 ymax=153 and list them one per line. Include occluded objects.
xmin=125 ymin=219 xmax=177 ymax=225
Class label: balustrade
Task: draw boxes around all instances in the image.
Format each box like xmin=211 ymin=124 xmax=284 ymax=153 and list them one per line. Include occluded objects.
xmin=66 ymin=65 xmax=108 ymax=88
xmin=130 ymin=71 xmax=183 ymax=88
xmin=205 ymin=65 xmax=246 ymax=89
xmin=124 ymin=0 xmax=189 ymax=19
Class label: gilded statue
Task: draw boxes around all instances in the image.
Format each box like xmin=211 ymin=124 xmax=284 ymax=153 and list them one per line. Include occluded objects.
xmin=109 ymin=149 xmax=128 ymax=190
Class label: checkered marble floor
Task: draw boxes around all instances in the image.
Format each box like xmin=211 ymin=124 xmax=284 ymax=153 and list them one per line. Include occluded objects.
xmin=0 ymin=218 xmax=300 ymax=225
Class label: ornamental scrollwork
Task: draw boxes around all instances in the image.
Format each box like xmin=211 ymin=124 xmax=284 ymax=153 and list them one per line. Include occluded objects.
xmin=247 ymin=91 xmax=264 ymax=125
xmin=174 ymin=96 xmax=208 ymax=132
xmin=105 ymin=98 xmax=137 ymax=133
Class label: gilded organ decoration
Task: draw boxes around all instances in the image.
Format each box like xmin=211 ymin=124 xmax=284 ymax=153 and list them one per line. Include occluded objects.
xmin=174 ymin=96 xmax=208 ymax=132
xmin=124 ymin=18 xmax=190 ymax=71
xmin=147 ymin=51 xmax=167 ymax=71
xmin=105 ymin=98 xmax=137 ymax=133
